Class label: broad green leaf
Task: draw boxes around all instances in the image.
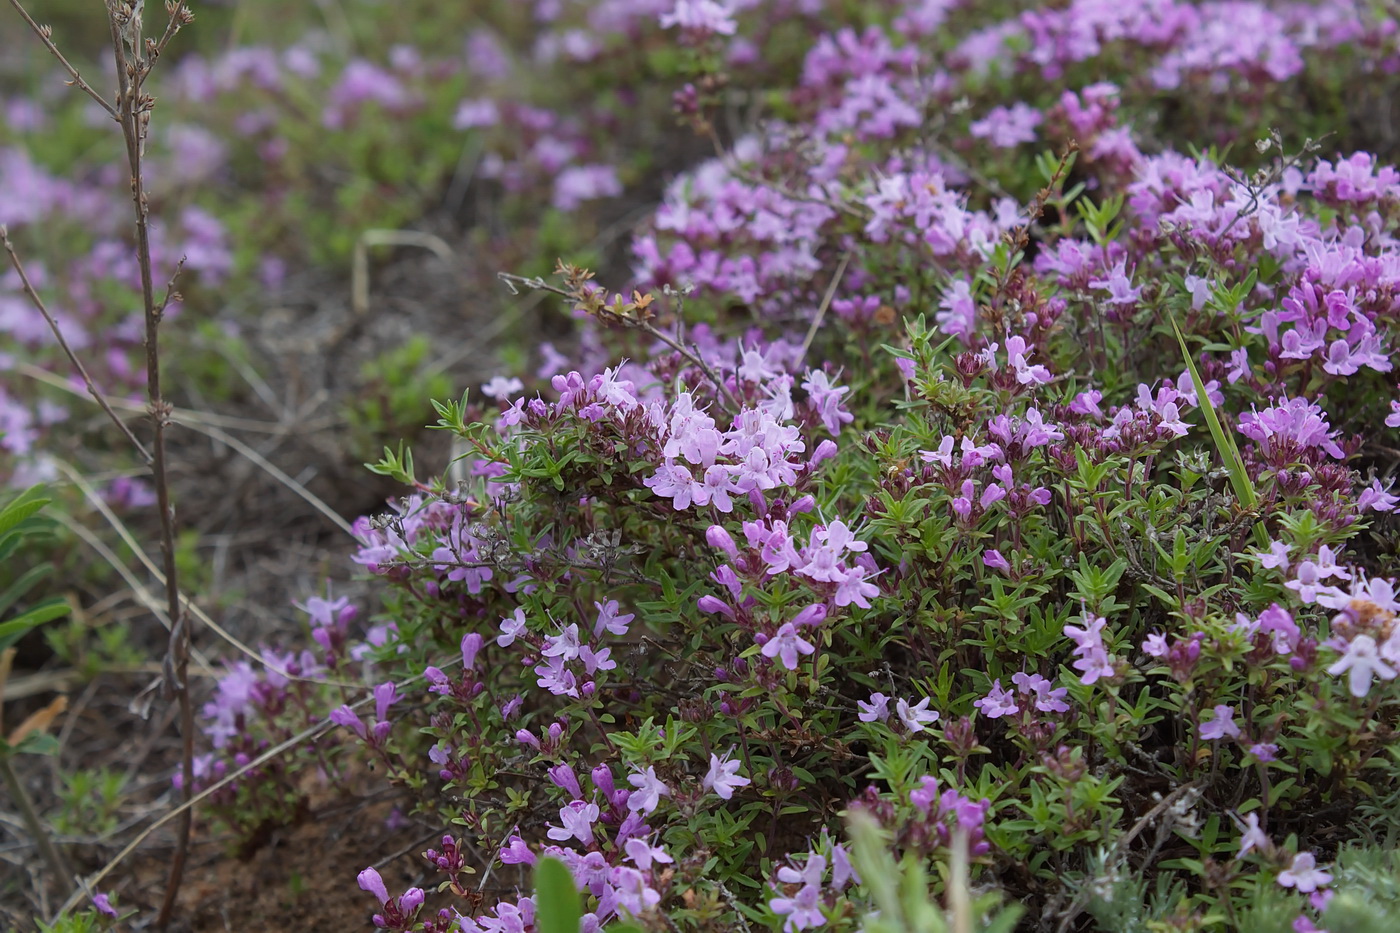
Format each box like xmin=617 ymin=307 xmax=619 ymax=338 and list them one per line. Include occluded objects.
xmin=0 ymin=485 xmax=49 ymax=540
xmin=534 ymin=856 xmax=582 ymax=933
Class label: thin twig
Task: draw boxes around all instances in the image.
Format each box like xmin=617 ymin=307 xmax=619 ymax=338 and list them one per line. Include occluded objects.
xmin=0 ymin=229 xmax=152 ymax=463
xmin=16 ymin=361 xmax=338 ymax=434
xmin=1054 ymin=780 xmax=1203 ymax=933
xmin=4 ymin=0 xmax=119 ymax=119
xmin=640 ymin=319 xmax=741 ymax=414
xmin=97 ymin=4 xmax=197 ymax=924
xmin=498 ymin=271 xmax=741 ymax=414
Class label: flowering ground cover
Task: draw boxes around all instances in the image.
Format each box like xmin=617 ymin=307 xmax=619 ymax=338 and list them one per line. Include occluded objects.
xmin=6 ymin=1 xmax=1400 ymax=932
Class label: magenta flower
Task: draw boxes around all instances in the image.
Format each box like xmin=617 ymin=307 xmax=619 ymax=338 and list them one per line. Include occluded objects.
xmin=92 ymin=893 xmax=117 ymax=918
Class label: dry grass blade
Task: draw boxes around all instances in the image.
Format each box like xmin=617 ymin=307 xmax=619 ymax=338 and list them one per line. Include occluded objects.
xmin=798 ymin=251 xmax=851 ymax=365
xmin=22 ymin=363 xmax=354 ymax=537
xmin=352 ymin=229 xmax=459 ymax=319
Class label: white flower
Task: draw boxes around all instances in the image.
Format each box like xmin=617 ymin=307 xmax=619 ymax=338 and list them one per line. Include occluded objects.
xmin=1326 ymin=634 xmax=1397 ymax=698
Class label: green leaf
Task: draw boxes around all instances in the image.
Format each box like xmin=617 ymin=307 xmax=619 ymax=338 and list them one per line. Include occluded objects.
xmin=0 ymin=485 xmax=49 ymax=540
xmin=15 ymin=733 xmax=60 ymax=756
xmin=0 ymin=564 xmax=52 ymax=619
xmin=0 ymin=597 xmax=70 ymax=651
xmin=534 ymin=856 xmax=582 ymax=933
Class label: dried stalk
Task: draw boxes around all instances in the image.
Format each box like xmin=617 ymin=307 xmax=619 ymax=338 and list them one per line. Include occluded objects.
xmin=7 ymin=0 xmax=196 ymax=924
xmin=4 ymin=0 xmax=119 ymax=119
xmin=97 ymin=4 xmax=201 ymax=923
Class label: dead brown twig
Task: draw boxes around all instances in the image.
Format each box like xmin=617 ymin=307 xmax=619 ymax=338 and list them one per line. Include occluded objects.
xmin=6 ymin=0 xmax=198 ymax=925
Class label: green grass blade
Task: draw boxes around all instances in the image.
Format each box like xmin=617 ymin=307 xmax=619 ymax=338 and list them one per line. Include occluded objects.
xmin=1168 ymin=310 xmax=1268 ymax=548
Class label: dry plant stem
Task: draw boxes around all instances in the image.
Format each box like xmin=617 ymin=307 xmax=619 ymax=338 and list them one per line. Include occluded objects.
xmin=5 ymin=0 xmax=119 ymax=119
xmin=0 ymin=754 xmax=75 ymax=897
xmin=499 ymin=272 xmax=741 ymax=413
xmin=640 ymin=319 xmax=740 ymax=413
xmin=100 ymin=5 xmax=194 ymax=925
xmin=0 ymin=228 xmax=152 ymax=464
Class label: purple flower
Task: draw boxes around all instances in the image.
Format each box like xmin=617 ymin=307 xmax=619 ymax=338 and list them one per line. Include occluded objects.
xmin=594 ymin=599 xmax=635 ymax=638
xmin=480 ymin=374 xmax=522 ymax=399
xmin=659 ymin=0 xmax=739 ymax=36
xmin=1012 ymin=672 xmax=1070 ymax=713
xmin=857 ymin=692 xmax=890 ymax=723
xmin=769 ymin=882 xmax=824 ymax=933
xmin=92 ymin=893 xmax=117 ymax=918
xmin=706 ymin=525 xmax=739 ymax=559
xmin=547 ymin=800 xmax=600 ymax=845
xmin=896 ymin=696 xmax=940 ymax=733
xmin=1064 ymin=612 xmax=1116 ymax=685
xmin=1257 ymin=539 xmax=1292 ymax=570
xmin=761 ymin=623 xmax=816 ymax=670
xmin=498 ymin=608 xmax=528 ymax=647
xmin=1199 ymin=704 xmax=1242 ymax=741
xmin=499 ymin=832 xmax=536 ymax=866
xmin=1238 ymin=396 xmax=1345 ymax=460
xmin=460 ymin=633 xmax=484 ymax=671
xmin=983 ymin=549 xmax=1011 ymax=573
xmin=1088 ymin=258 xmax=1142 ymax=305
xmin=801 ymin=370 xmax=854 ymax=435
xmin=969 ymin=102 xmax=1042 ymax=148
xmin=542 ymin=623 xmax=582 ymax=662
xmin=704 ymin=751 xmax=752 ymax=800
xmin=358 ymin=866 xmax=390 ymax=905
xmin=330 ymin=705 xmax=367 ymax=740
xmin=1278 ymin=852 xmax=1333 ymax=893
xmin=1236 ymin=812 xmax=1271 ymax=857
xmin=973 ymin=679 xmax=1019 ymax=719
xmin=547 ymin=763 xmax=582 ymax=799
xmin=627 ymin=766 xmax=671 ymax=814
xmin=1249 ymin=743 xmax=1279 ymax=762
xmin=399 ymin=888 xmax=425 ymax=915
